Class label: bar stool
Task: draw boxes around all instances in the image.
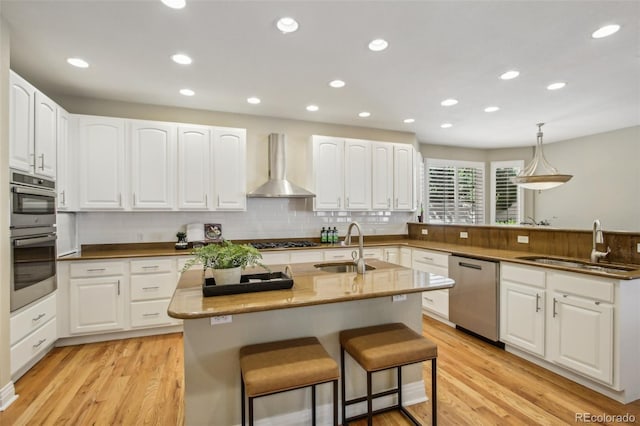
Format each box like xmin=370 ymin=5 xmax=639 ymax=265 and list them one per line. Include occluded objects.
xmin=340 ymin=322 xmax=438 ymax=425
xmin=239 ymin=336 xmax=339 ymax=426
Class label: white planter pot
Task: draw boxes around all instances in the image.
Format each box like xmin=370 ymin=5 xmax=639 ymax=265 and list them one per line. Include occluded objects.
xmin=210 ymin=267 xmax=242 ymax=285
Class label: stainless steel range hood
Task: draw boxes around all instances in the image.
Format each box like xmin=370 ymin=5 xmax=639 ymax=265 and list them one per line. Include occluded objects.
xmin=247 ymin=133 xmax=315 ymax=198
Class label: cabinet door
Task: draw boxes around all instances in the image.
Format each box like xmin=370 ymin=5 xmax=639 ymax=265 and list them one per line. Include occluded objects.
xmin=9 ymin=71 xmax=36 ymax=173
xmin=393 ymin=144 xmax=414 ymax=210
xmin=549 ymin=293 xmax=613 ymax=384
xmin=130 ymin=121 xmax=176 ymax=209
xmin=70 ymin=276 xmax=125 ymax=334
xmin=372 ymin=142 xmax=394 ymax=210
xmin=56 ymin=108 xmax=70 ymax=209
xmin=312 ymin=136 xmax=344 ymax=210
xmin=500 ymin=281 xmax=545 ymax=356
xmin=400 ymin=248 xmax=412 ymax=268
xmin=212 ymin=128 xmax=246 ymax=210
xmin=78 ymin=116 xmax=126 ymax=209
xmin=34 ymin=91 xmax=57 ymax=178
xmin=344 ymin=139 xmax=371 ymax=210
xmin=383 ymin=248 xmax=399 ymax=264
xmin=177 ymin=126 xmax=210 ymax=210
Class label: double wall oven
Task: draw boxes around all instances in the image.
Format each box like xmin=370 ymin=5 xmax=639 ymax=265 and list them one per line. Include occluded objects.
xmin=10 ymin=170 xmax=57 ymax=312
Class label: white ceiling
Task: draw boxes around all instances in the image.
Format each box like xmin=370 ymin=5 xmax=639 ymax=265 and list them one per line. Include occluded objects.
xmin=2 ymin=0 xmax=639 ymax=148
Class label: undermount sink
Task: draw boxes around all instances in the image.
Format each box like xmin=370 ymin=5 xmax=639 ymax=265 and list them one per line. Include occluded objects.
xmin=517 ymin=256 xmax=636 ymax=274
xmin=314 ymin=262 xmax=376 ymax=273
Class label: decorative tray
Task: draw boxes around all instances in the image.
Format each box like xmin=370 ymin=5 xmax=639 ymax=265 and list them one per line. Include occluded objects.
xmin=202 ymin=271 xmax=294 ymax=297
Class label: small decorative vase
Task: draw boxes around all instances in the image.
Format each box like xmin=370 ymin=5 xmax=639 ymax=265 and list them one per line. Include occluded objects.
xmin=210 ymin=267 xmax=242 ymax=285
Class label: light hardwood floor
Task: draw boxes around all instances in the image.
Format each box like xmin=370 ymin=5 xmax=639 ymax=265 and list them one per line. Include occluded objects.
xmin=2 ymin=316 xmax=639 ymax=425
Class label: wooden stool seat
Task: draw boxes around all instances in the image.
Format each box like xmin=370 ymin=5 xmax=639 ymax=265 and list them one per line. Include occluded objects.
xmin=239 ymin=336 xmax=339 ymax=425
xmin=340 ymin=323 xmax=438 ymax=425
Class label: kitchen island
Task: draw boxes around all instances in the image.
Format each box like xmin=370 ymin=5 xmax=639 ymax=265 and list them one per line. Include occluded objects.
xmin=168 ymin=259 xmax=454 ymax=425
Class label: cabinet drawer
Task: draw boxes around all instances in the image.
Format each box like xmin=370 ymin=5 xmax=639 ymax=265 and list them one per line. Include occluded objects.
xmin=70 ymin=261 xmax=124 ymax=277
xmin=130 ymin=258 xmax=174 ymax=274
xmin=412 ymin=249 xmax=449 ymax=268
xmin=11 ymin=318 xmax=57 ymax=375
xmin=290 ymin=250 xmax=324 ymax=264
xmin=261 ymin=252 xmax=290 ymax=265
xmin=547 ymin=271 xmax=614 ymax=303
xmin=362 ymin=248 xmax=383 ymax=260
xmin=131 ymin=299 xmax=178 ymax=328
xmin=422 ymin=289 xmax=449 ymax=318
xmin=10 ymin=293 xmax=56 ymax=345
xmin=130 ymin=273 xmax=176 ymax=301
xmin=324 ymin=249 xmax=354 ymax=261
xmin=502 ymin=263 xmax=545 ymax=288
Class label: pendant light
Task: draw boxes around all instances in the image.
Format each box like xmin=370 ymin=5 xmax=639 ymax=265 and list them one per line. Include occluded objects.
xmin=511 ymin=123 xmax=572 ymax=190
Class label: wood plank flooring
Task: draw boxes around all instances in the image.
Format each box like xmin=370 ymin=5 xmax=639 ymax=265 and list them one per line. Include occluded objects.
xmin=2 ymin=316 xmax=639 ymax=425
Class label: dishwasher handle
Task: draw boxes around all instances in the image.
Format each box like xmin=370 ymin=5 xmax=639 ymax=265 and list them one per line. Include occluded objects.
xmin=458 ymin=261 xmax=482 ymax=270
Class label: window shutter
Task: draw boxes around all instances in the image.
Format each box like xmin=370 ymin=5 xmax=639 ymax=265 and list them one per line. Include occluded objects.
xmin=491 ymin=161 xmax=524 ymax=225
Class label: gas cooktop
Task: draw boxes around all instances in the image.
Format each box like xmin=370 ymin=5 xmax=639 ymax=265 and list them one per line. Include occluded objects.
xmin=250 ymin=241 xmax=320 ymax=250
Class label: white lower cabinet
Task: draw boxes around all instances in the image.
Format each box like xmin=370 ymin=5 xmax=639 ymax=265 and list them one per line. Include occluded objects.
xmin=383 ymin=247 xmax=400 ymax=264
xmin=411 ymin=248 xmax=450 ymax=321
xmin=130 ymin=258 xmax=181 ymax=328
xmin=10 ymin=292 xmax=57 ymax=378
xmin=289 ymin=250 xmax=324 ymax=264
xmin=70 ymin=275 xmax=126 ymax=334
xmin=499 ymin=263 xmax=640 ymax=401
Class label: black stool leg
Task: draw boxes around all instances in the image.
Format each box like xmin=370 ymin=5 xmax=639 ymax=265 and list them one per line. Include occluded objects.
xmin=367 ymin=371 xmax=373 ymax=426
xmin=248 ymin=396 xmax=254 ymax=426
xmin=432 ymin=358 xmax=437 ymax=426
xmin=333 ymin=379 xmax=338 ymax=426
xmin=241 ymin=374 xmax=246 ymax=426
xmin=397 ymin=366 xmax=403 ymax=409
xmin=312 ymin=384 xmax=317 ymax=425
xmin=341 ymin=348 xmax=347 ymax=425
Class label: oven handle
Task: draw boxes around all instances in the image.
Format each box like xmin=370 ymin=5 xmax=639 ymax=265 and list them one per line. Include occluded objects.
xmin=14 ymin=234 xmax=57 ymax=247
xmin=12 ymin=186 xmax=56 ymax=198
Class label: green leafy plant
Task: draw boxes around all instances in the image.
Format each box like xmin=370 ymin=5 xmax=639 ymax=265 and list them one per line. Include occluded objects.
xmin=181 ymin=240 xmax=267 ymax=272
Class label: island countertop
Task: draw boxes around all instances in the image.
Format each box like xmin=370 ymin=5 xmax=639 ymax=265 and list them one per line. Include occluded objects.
xmin=168 ymin=259 xmax=454 ymax=319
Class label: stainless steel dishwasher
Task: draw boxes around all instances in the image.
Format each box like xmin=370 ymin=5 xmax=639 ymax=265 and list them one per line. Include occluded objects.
xmin=448 ymin=255 xmax=500 ymax=342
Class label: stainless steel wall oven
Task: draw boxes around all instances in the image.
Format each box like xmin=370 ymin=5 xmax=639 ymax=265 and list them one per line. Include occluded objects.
xmin=10 ymin=170 xmax=57 ymax=312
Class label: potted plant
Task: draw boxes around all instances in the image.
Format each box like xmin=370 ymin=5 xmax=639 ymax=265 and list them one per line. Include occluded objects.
xmin=181 ymin=240 xmax=267 ymax=285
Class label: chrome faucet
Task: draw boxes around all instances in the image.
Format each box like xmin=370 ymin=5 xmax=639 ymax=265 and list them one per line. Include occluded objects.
xmin=590 ymin=219 xmax=611 ymax=263
xmin=345 ymin=221 xmax=366 ymax=274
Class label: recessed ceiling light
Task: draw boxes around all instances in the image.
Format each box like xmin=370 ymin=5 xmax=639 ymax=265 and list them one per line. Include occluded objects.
xmin=358 ymin=112 xmax=371 ymax=118
xmin=276 ymin=17 xmax=299 ymax=34
xmin=247 ymin=97 xmax=261 ymax=104
xmin=484 ymin=106 xmax=500 ymax=113
xmin=329 ymin=80 xmax=346 ymax=88
xmin=500 ymin=70 xmax=520 ymax=80
xmin=179 ymin=89 xmax=195 ymax=96
xmin=403 ymin=118 xmax=415 ymax=124
xmin=440 ymin=123 xmax=453 ymax=129
xmin=592 ymin=24 xmax=620 ymax=39
xmin=161 ymin=0 xmax=186 ymax=9
xmin=171 ymin=53 xmax=192 ymax=65
xmin=306 ymin=105 xmax=319 ymax=112
xmin=547 ymin=82 xmax=567 ymax=90
xmin=368 ymin=38 xmax=389 ymax=52
xmin=441 ymin=98 xmax=458 ymax=107
xmin=67 ymin=57 xmax=89 ymax=68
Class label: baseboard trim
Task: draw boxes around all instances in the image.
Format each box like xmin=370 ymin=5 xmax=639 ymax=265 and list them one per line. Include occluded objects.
xmin=242 ymin=380 xmax=426 ymax=426
xmin=0 ymin=381 xmax=18 ymax=411
xmin=56 ymin=325 xmax=183 ymax=347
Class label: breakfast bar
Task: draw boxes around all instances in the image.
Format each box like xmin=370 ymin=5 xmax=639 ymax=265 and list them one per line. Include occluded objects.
xmin=168 ymin=259 xmax=454 ymax=425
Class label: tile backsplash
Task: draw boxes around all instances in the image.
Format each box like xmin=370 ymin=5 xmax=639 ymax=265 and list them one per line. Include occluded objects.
xmin=77 ymin=198 xmax=413 ymax=245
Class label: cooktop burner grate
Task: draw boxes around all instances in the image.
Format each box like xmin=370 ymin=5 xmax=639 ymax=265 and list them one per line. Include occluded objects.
xmin=250 ymin=241 xmax=320 ymax=249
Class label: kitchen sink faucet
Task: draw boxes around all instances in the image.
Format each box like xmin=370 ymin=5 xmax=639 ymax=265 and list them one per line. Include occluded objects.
xmin=590 ymin=219 xmax=611 ymax=263
xmin=345 ymin=221 xmax=366 ymax=274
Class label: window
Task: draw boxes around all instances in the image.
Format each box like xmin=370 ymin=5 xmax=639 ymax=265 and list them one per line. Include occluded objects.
xmin=425 ymin=159 xmax=485 ymax=224
xmin=490 ymin=160 xmax=524 ymax=225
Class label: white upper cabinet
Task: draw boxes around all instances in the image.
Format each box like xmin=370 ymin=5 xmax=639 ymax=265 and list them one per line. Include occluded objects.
xmin=78 ymin=116 xmax=126 ymax=210
xmin=344 ymin=139 xmax=371 ymax=210
xmin=9 ymin=71 xmax=58 ymax=178
xmin=34 ymin=92 xmax=57 ymax=178
xmin=56 ymin=107 xmax=71 ymax=209
xmin=393 ymin=144 xmax=414 ymax=210
xmin=371 ymin=142 xmax=394 ymax=210
xmin=211 ymin=127 xmax=246 ymax=210
xmin=129 ymin=120 xmax=176 ymax=210
xmin=9 ymin=71 xmax=36 ymax=173
xmin=311 ymin=136 xmax=345 ymax=210
xmin=177 ymin=126 xmax=211 ymax=210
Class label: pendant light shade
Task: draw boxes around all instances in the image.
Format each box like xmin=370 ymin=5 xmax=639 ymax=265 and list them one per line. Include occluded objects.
xmin=511 ymin=123 xmax=572 ymax=190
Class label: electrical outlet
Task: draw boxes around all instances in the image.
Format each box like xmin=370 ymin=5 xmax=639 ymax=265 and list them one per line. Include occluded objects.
xmin=517 ymin=235 xmax=529 ymax=244
xmin=210 ymin=315 xmax=232 ymax=325
xmin=637 ymin=243 xmax=640 ymax=253
xmin=392 ymin=294 xmax=407 ymax=302
xmin=421 ymin=229 xmax=428 ymax=235
xmin=460 ymin=231 xmax=468 ymax=239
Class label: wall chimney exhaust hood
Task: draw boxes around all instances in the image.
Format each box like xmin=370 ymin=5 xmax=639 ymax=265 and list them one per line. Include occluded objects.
xmin=247 ymin=133 xmax=315 ymax=198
